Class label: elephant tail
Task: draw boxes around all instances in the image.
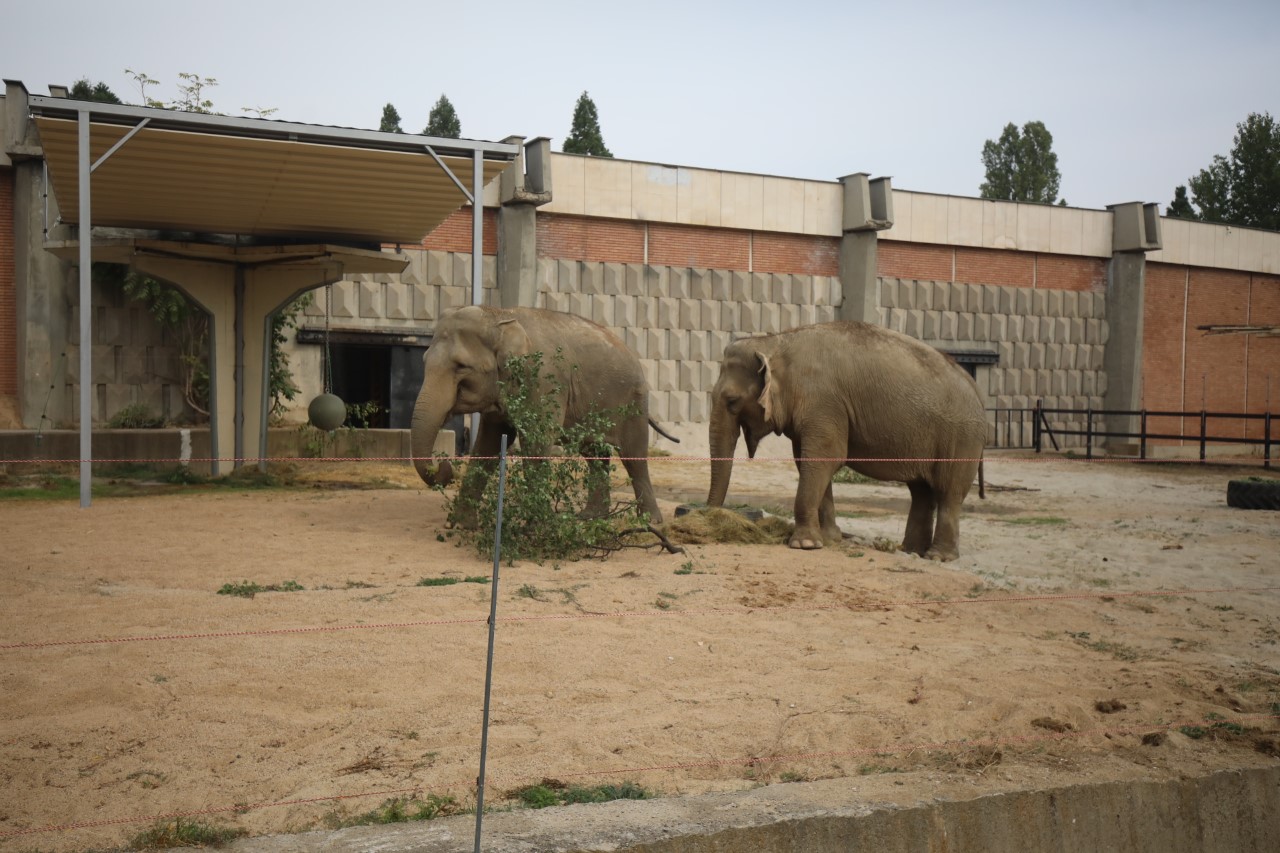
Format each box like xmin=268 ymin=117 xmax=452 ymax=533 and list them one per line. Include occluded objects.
xmin=649 ymin=419 xmax=681 ymax=443
xmin=978 ymin=456 xmax=986 ymax=500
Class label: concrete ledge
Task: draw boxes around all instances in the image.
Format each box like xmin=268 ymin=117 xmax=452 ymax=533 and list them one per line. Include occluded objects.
xmin=224 ymin=766 xmax=1279 ymax=853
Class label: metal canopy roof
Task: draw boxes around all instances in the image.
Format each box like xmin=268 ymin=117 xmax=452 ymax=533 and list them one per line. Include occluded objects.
xmin=29 ymin=96 xmax=520 ymax=245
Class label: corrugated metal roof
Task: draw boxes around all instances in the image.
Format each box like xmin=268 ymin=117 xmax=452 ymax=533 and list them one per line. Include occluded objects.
xmin=30 ymin=99 xmax=519 ymax=246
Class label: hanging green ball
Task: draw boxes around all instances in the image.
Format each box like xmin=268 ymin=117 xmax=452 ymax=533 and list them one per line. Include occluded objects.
xmin=308 ymin=393 xmax=346 ymax=431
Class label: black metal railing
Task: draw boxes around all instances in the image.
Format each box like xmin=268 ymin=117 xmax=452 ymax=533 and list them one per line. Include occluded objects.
xmin=987 ymin=401 xmax=1274 ymax=468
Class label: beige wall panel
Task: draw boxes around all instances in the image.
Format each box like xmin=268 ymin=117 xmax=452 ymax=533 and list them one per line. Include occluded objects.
xmin=760 ymin=176 xmax=806 ymax=233
xmin=633 ymin=163 xmax=681 ymax=222
xmin=948 ymin=196 xmax=984 ymax=247
xmin=910 ymin=194 xmax=950 ymax=244
xmin=1242 ymin=227 xmax=1280 ymax=274
xmin=1149 ymin=218 xmax=1189 ymax=265
xmin=583 ymin=156 xmax=632 ymax=219
xmin=720 ymin=172 xmax=765 ymax=231
xmin=1015 ymin=203 xmax=1053 ymax=253
xmin=982 ymin=200 xmax=1019 ymax=250
xmin=1213 ymin=222 xmax=1243 ymax=270
xmin=1048 ymin=206 xmax=1084 ymax=256
xmin=881 ymin=190 xmax=912 ymax=240
xmin=802 ymin=181 xmax=842 ymax=236
xmin=1187 ymin=222 xmax=1216 ymax=267
xmin=1080 ymin=209 xmax=1111 ymax=257
xmin=546 ymin=154 xmax=586 ymax=215
xmin=678 ymin=168 xmax=722 ymax=226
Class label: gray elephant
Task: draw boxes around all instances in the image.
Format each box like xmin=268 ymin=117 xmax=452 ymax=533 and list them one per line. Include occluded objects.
xmin=411 ymin=305 xmax=668 ymax=525
xmin=707 ymin=321 xmax=986 ymax=560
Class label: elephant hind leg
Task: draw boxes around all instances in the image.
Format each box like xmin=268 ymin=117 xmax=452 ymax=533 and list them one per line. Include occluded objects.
xmin=924 ymin=487 xmax=966 ymax=562
xmin=902 ymin=481 xmax=937 ymax=556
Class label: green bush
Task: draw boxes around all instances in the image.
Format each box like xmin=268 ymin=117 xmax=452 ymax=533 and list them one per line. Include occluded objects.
xmin=445 ymin=351 xmax=644 ymax=562
xmin=107 ymin=403 xmax=166 ymax=429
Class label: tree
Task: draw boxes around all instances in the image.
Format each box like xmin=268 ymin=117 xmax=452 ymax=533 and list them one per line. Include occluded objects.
xmin=379 ymin=103 xmax=404 ymax=133
xmin=423 ymin=94 xmax=461 ymax=138
xmin=979 ymin=121 xmax=1062 ymax=204
xmin=69 ymin=79 xmax=121 ymax=104
xmin=1167 ymin=185 xmax=1196 ymax=220
xmin=1181 ymin=112 xmax=1280 ymax=231
xmin=563 ymin=91 xmax=612 ymax=157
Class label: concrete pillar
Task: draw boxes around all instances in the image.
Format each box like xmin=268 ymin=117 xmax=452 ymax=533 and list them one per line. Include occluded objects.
xmin=498 ymin=137 xmax=552 ymax=309
xmin=1101 ymin=202 xmax=1162 ymax=451
xmin=837 ymin=173 xmax=893 ymax=324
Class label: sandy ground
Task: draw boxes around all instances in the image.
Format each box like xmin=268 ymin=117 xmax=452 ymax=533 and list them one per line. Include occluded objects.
xmin=1 ymin=451 xmax=1278 ymax=851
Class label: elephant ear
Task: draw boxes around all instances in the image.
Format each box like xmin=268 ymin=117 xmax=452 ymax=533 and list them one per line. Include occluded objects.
xmin=493 ymin=317 xmax=532 ymax=372
xmin=756 ymin=352 xmax=781 ymax=431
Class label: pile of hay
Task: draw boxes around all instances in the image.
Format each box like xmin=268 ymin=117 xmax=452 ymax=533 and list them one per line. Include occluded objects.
xmin=666 ymin=507 xmax=792 ymax=545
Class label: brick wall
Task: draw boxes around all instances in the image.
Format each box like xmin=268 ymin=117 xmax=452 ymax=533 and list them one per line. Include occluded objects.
xmin=880 ymin=242 xmax=952 ymax=281
xmin=421 ymin=207 xmax=498 ymax=255
xmin=883 ymin=241 xmax=1106 ymax=292
xmin=538 ymin=214 xmax=645 ymax=264
xmin=753 ymin=232 xmax=838 ymax=276
xmin=0 ymin=167 xmax=15 ymax=397
xmin=1246 ymin=276 xmax=1280 ymax=439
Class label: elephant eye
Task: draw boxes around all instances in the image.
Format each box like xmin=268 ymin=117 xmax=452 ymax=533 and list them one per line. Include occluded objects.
xmin=724 ymin=394 xmax=742 ymax=413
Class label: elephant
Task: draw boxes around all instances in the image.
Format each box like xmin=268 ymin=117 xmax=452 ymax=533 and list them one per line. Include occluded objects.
xmin=706 ymin=321 xmax=987 ymax=561
xmin=411 ymin=305 xmax=670 ymax=525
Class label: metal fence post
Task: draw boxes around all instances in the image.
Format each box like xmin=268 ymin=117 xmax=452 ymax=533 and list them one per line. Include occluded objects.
xmin=474 ymin=434 xmax=509 ymax=853
xmin=1265 ymin=412 xmax=1273 ymax=470
xmin=1140 ymin=409 xmax=1148 ymax=461
xmin=1085 ymin=407 xmax=1093 ymax=461
xmin=1199 ymin=410 xmax=1208 ymax=463
xmin=1033 ymin=400 xmax=1042 ymax=453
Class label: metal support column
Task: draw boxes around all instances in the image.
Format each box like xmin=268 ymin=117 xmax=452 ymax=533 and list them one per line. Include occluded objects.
xmin=470 ymin=149 xmax=484 ymax=449
xmin=77 ymin=110 xmax=92 ymax=507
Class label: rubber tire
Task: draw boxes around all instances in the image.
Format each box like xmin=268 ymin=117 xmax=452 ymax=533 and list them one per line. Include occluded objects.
xmin=1226 ymin=479 xmax=1280 ymax=510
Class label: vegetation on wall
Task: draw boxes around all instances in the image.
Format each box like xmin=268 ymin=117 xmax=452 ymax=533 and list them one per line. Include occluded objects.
xmin=1168 ymin=111 xmax=1279 ymax=231
xmin=979 ymin=120 xmax=1064 ymax=205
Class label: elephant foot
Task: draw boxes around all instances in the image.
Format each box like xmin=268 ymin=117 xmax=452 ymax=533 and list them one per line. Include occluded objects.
xmin=923 ymin=546 xmax=959 ymax=562
xmin=446 ymin=514 xmax=480 ymax=531
xmin=788 ymin=534 xmax=825 ymax=550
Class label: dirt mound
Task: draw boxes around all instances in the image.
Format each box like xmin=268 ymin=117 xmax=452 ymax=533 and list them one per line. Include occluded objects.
xmin=666 ymin=507 xmax=792 ymax=545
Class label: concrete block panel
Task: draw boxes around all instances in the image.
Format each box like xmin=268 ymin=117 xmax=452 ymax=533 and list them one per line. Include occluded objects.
xmin=710 ymin=269 xmax=732 ymax=301
xmin=678 ymin=361 xmax=699 ymax=392
xmin=357 ymin=280 xmax=381 ymax=319
xmin=1086 ymin=318 xmax=1103 ymax=345
xmin=1092 ymin=344 xmax=1106 ymax=371
xmin=439 ymin=286 xmax=468 ymax=314
xmin=973 ymin=313 xmax=990 ymax=342
xmin=641 ymin=359 xmax=658 ymax=390
xmin=1082 ymin=371 xmax=1096 ymax=396
xmin=905 ymin=309 xmax=925 ymax=339
xmin=739 ymin=301 xmax=762 ymax=334
xmin=702 ymin=360 xmax=720 ymax=389
xmin=541 ymin=291 xmax=568 ymax=314
xmin=967 ymin=283 xmax=986 ymax=313
xmin=998 ymin=341 xmax=1014 ymax=366
xmin=580 ymin=262 xmax=604 ymax=295
xmin=648 ymin=389 xmax=668 ymax=421
xmin=668 ymin=330 xmax=690 ymax=361
xmin=990 ymin=313 xmax=1008 ymax=342
xmin=880 ymin=277 xmax=899 ymax=309
xmin=1046 ymin=289 xmax=1064 ymax=318
xmin=613 ymin=295 xmax=637 ymax=329
xmin=483 ymin=255 xmax=499 ymax=292
xmin=1015 ymin=287 xmax=1033 ymax=316
xmin=624 ymin=326 xmax=646 ymax=359
xmin=912 ymin=280 xmax=933 ymax=311
xmin=886 ymin=308 xmax=907 ymax=334
xmin=625 ymin=264 xmax=646 ymax=297
xmin=669 ymin=390 xmax=691 ymax=422
xmin=793 ymin=276 xmax=815 ymax=305
xmin=770 ymin=274 xmax=791 ymax=304
xmin=751 ymin=272 xmax=771 ymax=303
xmin=426 ymin=251 xmax=452 ymax=287
xmin=998 ymin=286 xmax=1016 ymax=315
xmin=690 ymin=268 xmax=713 ymax=300
xmin=91 ymin=345 xmax=116 ymax=384
xmin=956 ymin=312 xmax=973 ymax=341
xmin=1040 ymin=315 xmax=1055 ymax=344
xmin=645 ymin=265 xmax=670 ymax=297
xmin=1067 ymin=371 xmax=1082 ymax=396
xmin=657 ymin=297 xmax=679 ymax=330
xmin=1060 ymin=343 xmax=1077 ymax=370
xmin=1006 ymin=314 xmax=1024 ymax=342
xmin=877 ymin=307 xmax=888 ymax=326
xmin=562 ymin=292 xmax=586 ymax=318
xmin=1052 ymin=317 xmax=1070 ymax=344
xmin=923 ymin=311 xmax=942 ymax=340
xmin=412 ymin=285 xmax=439 ymax=322
xmin=645 ymin=328 xmax=667 ymax=359
xmin=1031 ymin=289 xmax=1048 ymax=316
xmin=119 ymin=347 xmax=146 ymax=385
xmin=700 ymin=300 xmax=720 ymax=332
xmin=452 ymin=254 xmax=475 ymax=292
xmin=1024 ymin=315 xmax=1041 ymax=342
xmin=780 ymin=303 xmax=800 ymax=331
xmin=811 ymin=275 xmax=830 ymax=306
xmin=688 ymin=390 xmax=710 ymax=423
xmin=536 ymin=259 xmax=556 ymax=294
xmin=1046 ymin=343 xmax=1062 ymax=370
xmin=603 ymin=263 xmax=627 ymax=296
xmin=398 ymin=251 xmax=425 ymax=288
xmin=1011 ymin=395 xmax=1031 ymax=411
xmin=982 ymin=284 xmax=1001 ymax=314
xmin=799 ymin=305 xmax=819 ymax=326
xmin=385 ymin=282 xmax=410 ymax=320
xmin=1014 ymin=341 xmax=1031 ymax=368
xmin=669 ymin=268 xmax=691 ymax=300
xmin=939 ymin=311 xmax=958 ymax=340
xmin=760 ymin=303 xmax=782 ymax=334
xmin=689 ymin=330 xmax=711 ymax=362
xmin=1029 ymin=342 xmax=1047 ymax=369
xmin=329 ymin=282 xmax=357 ymax=318
xmin=988 ymin=368 xmax=1004 ymax=396
xmin=679 ymin=298 xmax=700 ymax=330
xmin=590 ymin=295 xmax=614 ymax=327
xmin=996 ymin=394 xmax=1013 ymax=410
xmin=635 ymin=297 xmax=657 ymax=329
xmin=731 ymin=271 xmax=751 ymax=302
xmin=553 ymin=259 xmax=577 ymax=294
xmin=1060 ymin=290 xmax=1079 ymax=319
xmin=816 ymin=305 xmax=837 ymax=324
xmin=1033 ymin=369 xmax=1050 ymax=395
xmin=656 ymin=360 xmax=679 ymax=392
xmin=930 ymin=280 xmax=952 ymax=311
xmin=720 ymin=300 xmax=740 ymax=332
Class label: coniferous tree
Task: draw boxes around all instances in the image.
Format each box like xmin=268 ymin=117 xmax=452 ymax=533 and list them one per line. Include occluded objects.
xmin=69 ymin=79 xmax=122 ymax=104
xmin=979 ymin=121 xmax=1062 ymax=204
xmin=424 ymin=94 xmax=461 ymax=138
xmin=563 ymin=91 xmax=612 ymax=157
xmin=379 ymin=103 xmax=404 ymax=133
xmin=1167 ymin=186 xmax=1197 ymax=220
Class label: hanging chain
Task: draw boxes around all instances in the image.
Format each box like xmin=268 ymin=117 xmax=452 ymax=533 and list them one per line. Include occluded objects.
xmin=323 ymin=283 xmax=334 ymax=395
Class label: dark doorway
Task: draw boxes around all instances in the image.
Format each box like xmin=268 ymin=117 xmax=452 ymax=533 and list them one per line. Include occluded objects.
xmin=329 ymin=344 xmax=392 ymax=428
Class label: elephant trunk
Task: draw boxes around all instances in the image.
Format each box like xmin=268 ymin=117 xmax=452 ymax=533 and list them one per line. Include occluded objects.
xmin=411 ymin=379 xmax=456 ymax=487
xmin=707 ymin=404 xmax=740 ymax=507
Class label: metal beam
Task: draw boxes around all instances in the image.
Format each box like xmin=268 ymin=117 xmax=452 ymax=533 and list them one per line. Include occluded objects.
xmin=91 ymin=117 xmax=150 ymax=172
xmin=77 ymin=109 xmax=91 ymax=507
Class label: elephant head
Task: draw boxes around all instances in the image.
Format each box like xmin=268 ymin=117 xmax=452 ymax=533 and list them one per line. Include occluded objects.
xmin=707 ymin=338 xmax=782 ymax=507
xmin=411 ymin=306 xmax=531 ymax=486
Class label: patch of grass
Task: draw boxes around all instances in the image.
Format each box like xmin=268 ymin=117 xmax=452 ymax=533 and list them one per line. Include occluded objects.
xmin=417 ymin=576 xmax=459 ymax=587
xmin=127 ymin=818 xmax=246 ymax=849
xmin=675 ymin=561 xmax=695 ymax=575
xmin=463 ymin=576 xmax=491 ymax=584
xmin=327 ymin=794 xmax=461 ymax=828
xmin=509 ymin=780 xmax=653 ymax=809
xmin=217 ymin=580 xmax=304 ymax=599
xmin=832 ymin=467 xmax=876 ymax=485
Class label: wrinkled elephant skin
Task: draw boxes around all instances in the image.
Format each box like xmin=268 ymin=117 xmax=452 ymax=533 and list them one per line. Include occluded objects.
xmin=707 ymin=321 xmax=986 ymax=560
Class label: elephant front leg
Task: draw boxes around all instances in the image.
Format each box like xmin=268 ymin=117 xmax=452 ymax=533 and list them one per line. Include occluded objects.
xmin=448 ymin=421 xmax=511 ymax=529
xmin=818 ymin=480 xmax=843 ymax=545
xmin=791 ymin=458 xmax=841 ymax=550
xmin=902 ymin=481 xmax=937 ymax=556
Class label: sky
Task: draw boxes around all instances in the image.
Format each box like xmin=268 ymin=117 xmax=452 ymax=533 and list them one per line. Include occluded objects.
xmin=5 ymin=0 xmax=1278 ymax=213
